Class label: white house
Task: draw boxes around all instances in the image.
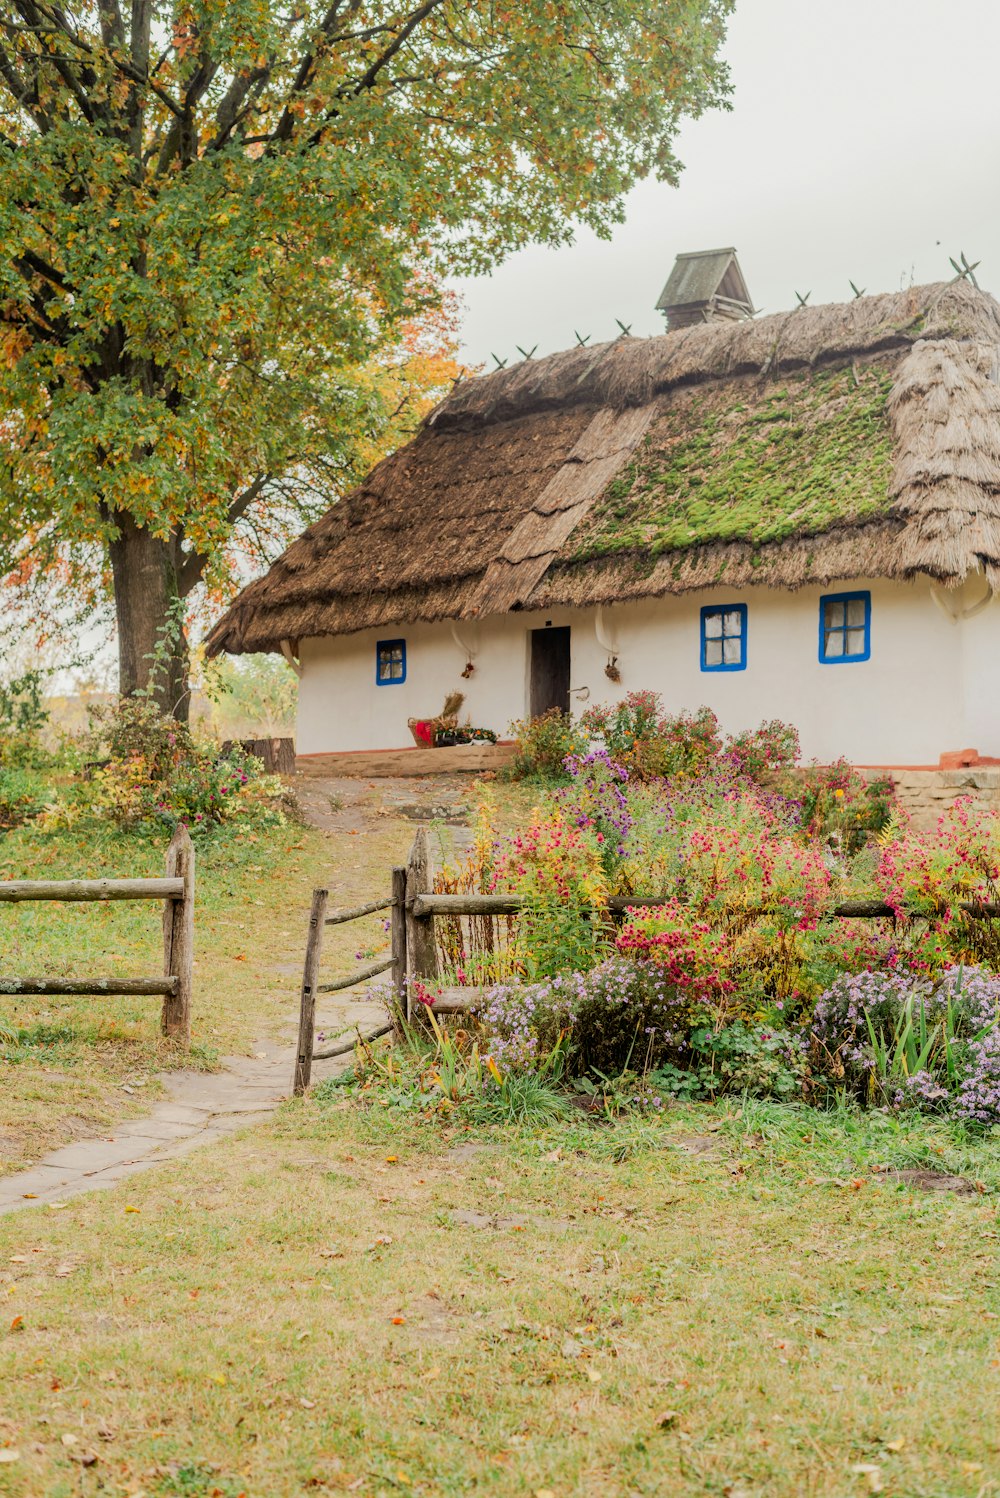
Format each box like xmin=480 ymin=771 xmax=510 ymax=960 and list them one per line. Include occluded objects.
xmin=207 ymin=261 xmax=1000 ymax=770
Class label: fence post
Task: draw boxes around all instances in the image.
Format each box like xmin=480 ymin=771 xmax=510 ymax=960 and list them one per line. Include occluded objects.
xmin=293 ymin=887 xmax=329 ymax=1096
xmin=405 ymin=828 xmax=438 ymax=1023
xmin=391 ymin=865 xmax=408 ymax=1031
xmin=162 ymin=825 xmax=194 ymax=1043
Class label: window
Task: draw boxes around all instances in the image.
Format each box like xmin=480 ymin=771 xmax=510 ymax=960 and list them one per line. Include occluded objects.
xmin=819 ymin=591 xmax=870 ymax=663
xmin=700 ymin=604 xmax=747 ymax=672
xmin=376 ymin=638 xmax=406 ymax=685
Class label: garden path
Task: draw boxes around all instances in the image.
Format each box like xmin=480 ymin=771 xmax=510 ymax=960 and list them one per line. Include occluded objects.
xmin=0 ymin=773 xmax=475 ymax=1215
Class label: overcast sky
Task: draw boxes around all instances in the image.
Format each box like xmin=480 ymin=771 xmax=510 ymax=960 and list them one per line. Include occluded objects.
xmin=452 ymin=0 xmax=1000 ymax=368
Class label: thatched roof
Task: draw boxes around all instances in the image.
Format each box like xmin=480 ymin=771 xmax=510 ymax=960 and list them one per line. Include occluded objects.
xmin=206 ymin=280 xmax=1000 ymax=657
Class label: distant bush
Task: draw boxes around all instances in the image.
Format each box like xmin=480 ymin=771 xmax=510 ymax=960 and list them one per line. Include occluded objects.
xmin=0 ymin=766 xmax=49 ymax=829
xmin=0 ymin=669 xmax=51 ymax=772
xmin=201 ymin=653 xmax=298 ymax=738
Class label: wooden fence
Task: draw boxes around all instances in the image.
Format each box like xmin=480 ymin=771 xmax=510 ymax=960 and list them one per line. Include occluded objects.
xmin=0 ymin=824 xmax=194 ymax=1043
xmin=291 ymin=826 xmax=1000 ymax=1091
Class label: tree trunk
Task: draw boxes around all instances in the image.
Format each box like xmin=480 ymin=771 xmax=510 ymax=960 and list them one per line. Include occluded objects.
xmin=107 ymin=511 xmax=191 ymax=720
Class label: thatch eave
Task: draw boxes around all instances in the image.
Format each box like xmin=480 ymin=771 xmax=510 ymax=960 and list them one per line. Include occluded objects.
xmin=204 ymin=281 xmax=1000 ymax=659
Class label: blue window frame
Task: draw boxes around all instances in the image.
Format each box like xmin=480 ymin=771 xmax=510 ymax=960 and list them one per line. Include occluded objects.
xmin=700 ymin=604 xmax=747 ymax=672
xmin=819 ymin=591 xmax=870 ymax=663
xmin=376 ymin=638 xmax=406 ymax=685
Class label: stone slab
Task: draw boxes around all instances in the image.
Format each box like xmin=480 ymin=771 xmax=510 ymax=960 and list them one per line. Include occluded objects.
xmin=37 ymin=1139 xmax=145 ymax=1172
xmin=111 ymin=1117 xmax=205 ymax=1142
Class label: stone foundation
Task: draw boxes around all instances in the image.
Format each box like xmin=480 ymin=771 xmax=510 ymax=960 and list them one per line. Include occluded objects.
xmin=880 ymin=769 xmax=1000 ymax=830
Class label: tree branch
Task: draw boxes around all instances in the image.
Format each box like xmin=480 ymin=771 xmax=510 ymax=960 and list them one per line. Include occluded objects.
xmin=177 ymin=474 xmax=271 ymax=595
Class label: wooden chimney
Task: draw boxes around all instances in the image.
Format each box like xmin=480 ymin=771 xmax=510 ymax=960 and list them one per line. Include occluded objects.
xmin=656 ymin=248 xmax=753 ymax=331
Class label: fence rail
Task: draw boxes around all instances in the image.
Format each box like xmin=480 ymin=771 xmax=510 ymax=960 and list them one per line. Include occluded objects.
xmin=411 ymin=892 xmax=1000 ymax=922
xmin=0 ymin=877 xmax=184 ymax=903
xmin=0 ymin=825 xmax=194 ymax=1042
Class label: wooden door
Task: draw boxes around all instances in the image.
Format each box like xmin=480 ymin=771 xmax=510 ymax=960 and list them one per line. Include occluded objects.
xmin=529 ymin=627 xmax=571 ymax=717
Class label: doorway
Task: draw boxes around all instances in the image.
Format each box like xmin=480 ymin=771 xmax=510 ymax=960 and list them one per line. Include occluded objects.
xmin=529 ymin=626 xmax=571 ymax=717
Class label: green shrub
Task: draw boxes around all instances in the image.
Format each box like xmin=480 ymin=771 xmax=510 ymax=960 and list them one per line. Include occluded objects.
xmin=796 ymin=757 xmax=895 ymax=851
xmin=688 ymin=1022 xmax=808 ymax=1100
xmin=581 ymin=692 xmax=721 ymax=779
xmin=726 ymin=719 xmax=800 ymax=779
xmin=504 ymin=708 xmax=587 ymax=781
xmin=60 ymin=697 xmax=288 ymax=836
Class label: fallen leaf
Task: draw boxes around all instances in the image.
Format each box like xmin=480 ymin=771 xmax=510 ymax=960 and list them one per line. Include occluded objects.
xmin=60 ymin=1433 xmax=77 ymax=1447
xmin=124 ymin=1206 xmax=141 ymax=1215
xmin=8 ymin=1256 xmax=26 ymax=1264
xmin=657 ymin=1410 xmax=682 ymax=1428
xmin=9 ymin=1315 xmax=23 ymax=1332
xmin=850 ymin=1464 xmax=883 ymax=1492
xmin=299 ymin=1398 xmax=315 ymax=1409
xmin=391 ymin=1316 xmax=406 ymax=1325
xmin=0 ymin=1450 xmax=20 ymax=1463
xmin=536 ymin=1490 xmax=556 ymax=1498
xmin=883 ymin=1438 xmax=905 ymax=1452
xmin=586 ymin=1369 xmax=602 ymax=1384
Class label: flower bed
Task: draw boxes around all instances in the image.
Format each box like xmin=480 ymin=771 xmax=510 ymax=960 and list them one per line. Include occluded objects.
xmin=418 ymin=696 xmax=1000 ymax=1124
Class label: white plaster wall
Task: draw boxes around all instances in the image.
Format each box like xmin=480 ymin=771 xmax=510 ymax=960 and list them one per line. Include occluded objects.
xmin=958 ymin=591 xmax=1000 ymax=757
xmin=296 ymin=578 xmax=972 ymax=765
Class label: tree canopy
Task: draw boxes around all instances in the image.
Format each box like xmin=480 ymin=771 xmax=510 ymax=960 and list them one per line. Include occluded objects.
xmin=0 ymin=0 xmax=732 ymax=712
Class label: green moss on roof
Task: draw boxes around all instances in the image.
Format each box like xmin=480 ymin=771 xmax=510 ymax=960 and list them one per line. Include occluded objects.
xmin=573 ymin=365 xmax=895 ymax=560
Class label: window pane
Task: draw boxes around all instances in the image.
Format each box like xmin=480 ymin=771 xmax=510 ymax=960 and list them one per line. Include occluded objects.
xmin=824 ymin=629 xmax=844 ymax=657
xmin=704 ymin=639 xmax=723 ymax=667
xmin=723 ymin=637 xmax=743 ymax=666
xmin=704 ymin=612 xmax=723 ymax=639
xmin=723 ymin=610 xmax=743 ymax=637
xmin=846 ymin=598 xmax=866 ymax=627
xmin=845 ymin=628 xmax=866 ymax=656
xmin=823 ymin=600 xmax=846 ymax=632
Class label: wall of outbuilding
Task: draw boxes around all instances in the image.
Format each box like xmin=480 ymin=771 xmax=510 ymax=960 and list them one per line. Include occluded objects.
xmin=295 ymin=576 xmax=1000 ymax=766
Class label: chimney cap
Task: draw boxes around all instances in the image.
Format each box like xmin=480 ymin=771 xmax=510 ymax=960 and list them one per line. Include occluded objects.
xmin=656 ymin=248 xmax=753 ymax=327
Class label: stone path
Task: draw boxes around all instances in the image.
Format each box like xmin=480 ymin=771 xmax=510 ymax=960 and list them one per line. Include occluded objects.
xmin=0 ymin=1045 xmax=326 ymax=1215
xmin=0 ymin=774 xmax=471 ymax=1216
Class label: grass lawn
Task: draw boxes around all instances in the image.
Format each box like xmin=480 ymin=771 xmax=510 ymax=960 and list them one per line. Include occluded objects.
xmin=0 ymin=1093 xmax=998 ymax=1496
xmin=0 ymin=799 xmax=421 ymax=1173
